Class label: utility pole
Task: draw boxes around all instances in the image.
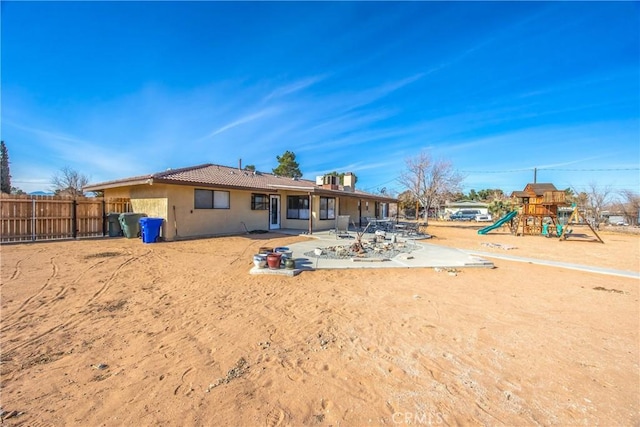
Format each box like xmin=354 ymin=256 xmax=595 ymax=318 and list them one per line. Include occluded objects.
xmin=533 ymin=168 xmax=537 ymax=183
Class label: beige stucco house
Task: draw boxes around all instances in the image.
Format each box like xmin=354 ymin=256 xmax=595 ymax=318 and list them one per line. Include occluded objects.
xmin=84 ymin=163 xmax=397 ymax=241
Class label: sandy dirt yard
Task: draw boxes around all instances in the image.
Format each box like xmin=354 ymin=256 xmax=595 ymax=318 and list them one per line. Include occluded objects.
xmin=1 ymin=222 xmax=638 ymax=426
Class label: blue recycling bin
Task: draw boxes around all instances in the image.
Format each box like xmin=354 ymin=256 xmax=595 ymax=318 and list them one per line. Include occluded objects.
xmin=139 ymin=217 xmax=164 ymax=243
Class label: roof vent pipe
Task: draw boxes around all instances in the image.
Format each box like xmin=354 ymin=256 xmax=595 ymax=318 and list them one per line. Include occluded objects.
xmin=238 ymin=158 xmax=242 ymax=170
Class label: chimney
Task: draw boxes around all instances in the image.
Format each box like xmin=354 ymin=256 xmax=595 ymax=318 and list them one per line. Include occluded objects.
xmin=238 ymin=158 xmax=242 ymax=170
xmin=322 ymin=174 xmax=339 ymax=190
xmin=343 ymin=172 xmax=355 ymax=192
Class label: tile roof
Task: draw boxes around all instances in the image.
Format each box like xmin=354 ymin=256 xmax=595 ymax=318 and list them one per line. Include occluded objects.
xmin=84 ymin=163 xmax=396 ymax=201
xmin=154 ymin=163 xmax=316 ymax=190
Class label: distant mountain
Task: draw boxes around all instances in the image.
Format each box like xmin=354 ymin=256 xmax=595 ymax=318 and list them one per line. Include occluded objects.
xmin=28 ymin=191 xmax=55 ymax=196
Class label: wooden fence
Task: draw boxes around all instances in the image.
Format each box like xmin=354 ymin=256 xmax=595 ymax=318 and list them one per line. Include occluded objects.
xmin=0 ymin=194 xmax=131 ymax=243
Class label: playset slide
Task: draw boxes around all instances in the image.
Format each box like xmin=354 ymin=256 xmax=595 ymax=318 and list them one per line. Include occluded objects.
xmin=477 ymin=211 xmax=518 ymax=235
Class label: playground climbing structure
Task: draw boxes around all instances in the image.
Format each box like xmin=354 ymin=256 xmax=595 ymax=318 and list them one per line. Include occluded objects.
xmin=510 ymin=183 xmax=567 ymax=236
xmin=476 ymin=182 xmax=604 ymax=243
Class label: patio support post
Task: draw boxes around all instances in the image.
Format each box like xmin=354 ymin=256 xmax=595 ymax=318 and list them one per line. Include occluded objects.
xmin=308 ymin=192 xmax=313 ymax=235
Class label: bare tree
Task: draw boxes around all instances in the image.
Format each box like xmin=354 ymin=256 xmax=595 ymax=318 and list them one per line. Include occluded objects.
xmin=586 ymin=182 xmax=613 ymax=223
xmin=397 ymin=151 xmax=464 ymax=224
xmin=51 ymin=166 xmax=90 ymax=197
xmin=617 ymin=189 xmax=640 ymax=225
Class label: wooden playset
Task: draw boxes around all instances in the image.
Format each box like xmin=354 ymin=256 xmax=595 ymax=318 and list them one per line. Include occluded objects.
xmin=480 ymin=183 xmax=603 ymax=243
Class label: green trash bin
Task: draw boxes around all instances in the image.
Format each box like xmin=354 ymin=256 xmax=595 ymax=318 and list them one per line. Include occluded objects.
xmin=119 ymin=213 xmax=147 ymax=238
xmin=107 ymin=213 xmax=123 ymax=237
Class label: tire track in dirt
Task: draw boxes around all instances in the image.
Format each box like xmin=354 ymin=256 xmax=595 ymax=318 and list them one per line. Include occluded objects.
xmin=1 ymin=257 xmax=59 ymax=324
xmin=8 ymin=258 xmax=23 ymax=281
xmin=2 ymin=248 xmax=45 ymax=283
xmin=229 ymin=240 xmax=264 ymax=265
xmin=1 ymin=257 xmax=109 ymax=332
xmin=85 ymin=254 xmax=144 ymax=305
xmin=2 ymin=253 xmax=148 ymax=354
xmin=173 ymin=367 xmax=194 ymax=396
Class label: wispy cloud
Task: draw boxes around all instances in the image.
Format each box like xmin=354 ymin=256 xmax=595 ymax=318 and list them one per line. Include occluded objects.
xmin=4 ymin=119 xmax=145 ymax=180
xmin=199 ymin=107 xmax=278 ymax=141
xmin=263 ymin=75 xmax=328 ymax=102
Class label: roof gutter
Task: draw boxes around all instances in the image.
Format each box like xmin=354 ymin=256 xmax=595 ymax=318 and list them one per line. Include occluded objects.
xmin=83 ymin=178 xmax=154 ymax=192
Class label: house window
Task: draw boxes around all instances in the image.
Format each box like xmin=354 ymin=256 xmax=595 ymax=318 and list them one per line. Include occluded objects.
xmin=251 ymin=194 xmax=269 ymax=210
xmin=287 ymin=196 xmax=309 ymax=219
xmin=319 ymin=197 xmax=336 ymax=220
xmin=194 ymin=189 xmax=230 ymax=209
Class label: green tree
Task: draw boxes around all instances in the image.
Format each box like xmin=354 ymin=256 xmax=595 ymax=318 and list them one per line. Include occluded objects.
xmin=11 ymin=186 xmax=26 ymax=195
xmin=563 ymin=187 xmax=577 ymax=205
xmin=0 ymin=141 xmax=11 ymax=194
xmin=488 ymin=197 xmax=514 ymax=219
xmin=244 ymin=164 xmax=256 ymax=172
xmin=272 ymin=151 xmax=302 ymax=178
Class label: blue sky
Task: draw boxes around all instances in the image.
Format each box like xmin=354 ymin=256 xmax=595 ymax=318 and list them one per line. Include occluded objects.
xmin=2 ymin=1 xmax=638 ymax=196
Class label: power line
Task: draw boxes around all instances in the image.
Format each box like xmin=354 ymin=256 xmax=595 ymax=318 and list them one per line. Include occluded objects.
xmin=362 ymin=176 xmax=400 ymax=192
xmin=461 ymin=167 xmax=639 ymax=174
xmin=542 ymin=168 xmax=640 ymax=172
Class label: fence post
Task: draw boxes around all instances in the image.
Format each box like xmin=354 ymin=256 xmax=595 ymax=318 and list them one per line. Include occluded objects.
xmin=102 ymin=199 xmax=107 ymax=236
xmin=72 ymin=199 xmax=78 ymax=239
xmin=32 ymin=197 xmax=36 ymax=242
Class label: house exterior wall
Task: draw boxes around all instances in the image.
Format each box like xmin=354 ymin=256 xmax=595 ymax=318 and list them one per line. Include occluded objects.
xmin=280 ymin=193 xmax=337 ymax=232
xmin=102 ymin=183 xmax=395 ymax=240
xmin=166 ymin=185 xmax=271 ymax=240
xmin=104 ymin=184 xmax=271 ymax=240
xmin=338 ymin=197 xmax=360 ymax=224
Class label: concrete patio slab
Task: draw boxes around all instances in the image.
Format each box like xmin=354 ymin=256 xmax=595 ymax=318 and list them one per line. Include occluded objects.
xmin=259 ymin=229 xmax=495 ymax=271
xmin=249 ymin=266 xmax=303 ymax=276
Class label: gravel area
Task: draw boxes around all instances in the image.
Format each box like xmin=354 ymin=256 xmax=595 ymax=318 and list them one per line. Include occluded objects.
xmin=304 ymin=239 xmax=420 ymax=260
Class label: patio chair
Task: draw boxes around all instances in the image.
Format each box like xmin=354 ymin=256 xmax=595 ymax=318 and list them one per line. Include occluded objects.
xmin=364 ymin=217 xmax=377 ymax=233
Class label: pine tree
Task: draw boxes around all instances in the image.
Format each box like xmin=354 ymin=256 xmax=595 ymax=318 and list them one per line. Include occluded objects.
xmin=272 ymin=151 xmax=302 ymax=178
xmin=0 ymin=141 xmax=11 ymax=194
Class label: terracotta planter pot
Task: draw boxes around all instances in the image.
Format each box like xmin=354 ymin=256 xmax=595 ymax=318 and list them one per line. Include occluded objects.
xmin=266 ymin=253 xmax=282 ymax=269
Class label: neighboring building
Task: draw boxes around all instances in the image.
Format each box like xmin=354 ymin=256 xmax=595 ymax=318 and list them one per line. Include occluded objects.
xmin=443 ymin=201 xmax=489 ymax=217
xmin=83 ymin=163 xmax=397 ymax=241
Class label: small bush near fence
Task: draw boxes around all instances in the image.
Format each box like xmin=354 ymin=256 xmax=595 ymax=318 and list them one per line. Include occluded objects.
xmin=0 ymin=194 xmax=131 ymax=243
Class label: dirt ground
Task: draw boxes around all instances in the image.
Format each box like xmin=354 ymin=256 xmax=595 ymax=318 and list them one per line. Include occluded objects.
xmin=1 ymin=222 xmax=638 ymax=426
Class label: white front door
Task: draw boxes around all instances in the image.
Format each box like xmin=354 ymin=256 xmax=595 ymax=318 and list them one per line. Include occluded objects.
xmin=269 ymin=195 xmax=281 ymax=229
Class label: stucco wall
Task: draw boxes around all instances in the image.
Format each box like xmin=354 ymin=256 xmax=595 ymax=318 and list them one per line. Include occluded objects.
xmin=103 ymin=183 xmax=394 ymax=240
xmin=279 ymin=194 xmax=348 ymax=232
xmin=166 ymin=186 xmax=272 ymax=240
xmin=337 ymin=197 xmax=361 ymax=226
